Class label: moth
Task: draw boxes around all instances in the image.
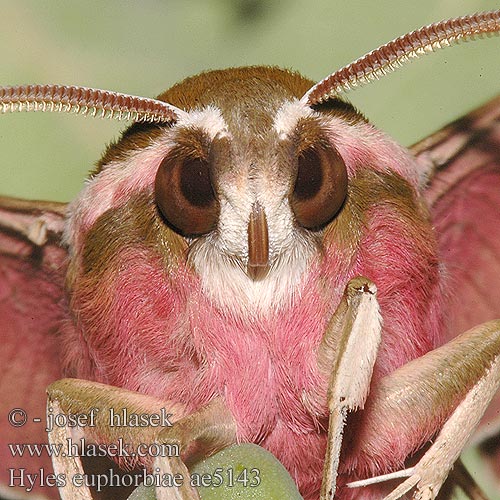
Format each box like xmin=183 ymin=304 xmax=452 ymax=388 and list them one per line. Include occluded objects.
xmin=1 ymin=9 xmax=500 ymax=500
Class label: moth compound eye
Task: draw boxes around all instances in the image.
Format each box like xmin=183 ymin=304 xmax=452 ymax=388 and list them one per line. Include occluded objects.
xmin=179 ymin=157 xmax=215 ymax=208
xmin=155 ymin=154 xmax=219 ymax=236
xmin=293 ymin=148 xmax=323 ymax=201
xmin=290 ymin=144 xmax=347 ymax=229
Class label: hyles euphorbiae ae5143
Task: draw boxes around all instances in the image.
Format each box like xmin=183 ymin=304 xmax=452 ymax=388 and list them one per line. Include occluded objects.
xmin=1 ymin=9 xmax=500 ymax=500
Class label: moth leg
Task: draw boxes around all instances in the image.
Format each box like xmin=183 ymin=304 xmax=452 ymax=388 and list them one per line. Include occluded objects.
xmin=316 ymin=276 xmax=383 ymax=500
xmin=153 ymin=398 xmax=238 ymax=500
xmin=47 ymin=396 xmax=92 ymax=500
xmin=47 ymin=378 xmax=237 ymax=500
xmin=346 ymin=319 xmax=500 ymax=500
xmin=48 ymin=379 xmax=188 ymax=500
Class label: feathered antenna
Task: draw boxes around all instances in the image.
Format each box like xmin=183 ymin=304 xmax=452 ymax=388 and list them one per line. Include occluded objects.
xmin=303 ymin=10 xmax=500 ymax=106
xmin=0 ymin=84 xmax=185 ymax=124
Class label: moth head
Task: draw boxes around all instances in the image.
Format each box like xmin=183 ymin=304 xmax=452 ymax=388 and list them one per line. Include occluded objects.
xmin=148 ymin=71 xmax=351 ymax=284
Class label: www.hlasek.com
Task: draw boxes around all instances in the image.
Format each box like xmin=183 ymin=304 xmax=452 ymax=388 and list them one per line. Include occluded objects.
xmin=9 ymin=437 xmax=178 ymax=460
xmin=8 ymin=437 xmax=180 ymax=493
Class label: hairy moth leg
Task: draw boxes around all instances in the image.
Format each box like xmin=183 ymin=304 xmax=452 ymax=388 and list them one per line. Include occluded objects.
xmin=48 ymin=397 xmax=93 ymax=500
xmin=47 ymin=379 xmax=187 ymax=500
xmin=316 ymin=277 xmax=382 ymax=500
xmin=47 ymin=379 xmax=236 ymax=500
xmin=346 ymin=320 xmax=500 ymax=500
xmin=153 ymin=398 xmax=237 ymax=500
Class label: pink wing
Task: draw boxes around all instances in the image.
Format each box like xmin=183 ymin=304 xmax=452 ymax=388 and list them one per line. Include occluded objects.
xmin=412 ymin=96 xmax=500 ymax=338
xmin=0 ymin=197 xmax=68 ymax=499
xmin=411 ymin=96 xmax=500 ymax=477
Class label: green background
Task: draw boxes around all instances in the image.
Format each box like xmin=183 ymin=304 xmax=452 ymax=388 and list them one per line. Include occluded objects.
xmin=1 ymin=1 xmax=499 ymax=498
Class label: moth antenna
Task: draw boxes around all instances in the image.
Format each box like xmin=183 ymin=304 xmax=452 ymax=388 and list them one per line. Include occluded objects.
xmin=0 ymin=84 xmax=185 ymax=124
xmin=304 ymin=10 xmax=500 ymax=106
